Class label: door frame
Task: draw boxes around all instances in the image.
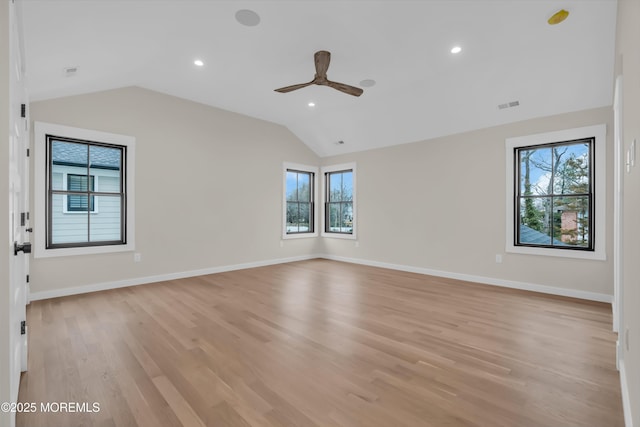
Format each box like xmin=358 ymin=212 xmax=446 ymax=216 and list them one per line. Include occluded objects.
xmin=613 ymin=74 xmax=623 ymax=368
xmin=8 ymin=0 xmax=29 ymax=422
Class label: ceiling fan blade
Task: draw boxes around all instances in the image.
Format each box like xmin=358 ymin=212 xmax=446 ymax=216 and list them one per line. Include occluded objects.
xmin=314 ymin=50 xmax=331 ymax=79
xmin=326 ymin=80 xmax=364 ymax=97
xmin=274 ymin=81 xmax=314 ymax=93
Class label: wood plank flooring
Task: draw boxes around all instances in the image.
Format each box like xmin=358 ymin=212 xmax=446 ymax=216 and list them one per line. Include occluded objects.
xmin=17 ymin=259 xmax=624 ymax=427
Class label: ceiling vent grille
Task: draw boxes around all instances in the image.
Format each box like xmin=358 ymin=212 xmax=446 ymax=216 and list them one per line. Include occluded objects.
xmin=498 ymin=100 xmax=520 ymax=110
xmin=64 ymin=66 xmax=78 ymax=77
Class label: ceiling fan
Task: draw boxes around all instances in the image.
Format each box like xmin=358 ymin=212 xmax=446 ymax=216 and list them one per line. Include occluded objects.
xmin=274 ymin=50 xmax=363 ymax=97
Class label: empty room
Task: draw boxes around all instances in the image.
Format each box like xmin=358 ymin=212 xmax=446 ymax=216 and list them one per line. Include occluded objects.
xmin=1 ymin=1 xmax=638 ymax=426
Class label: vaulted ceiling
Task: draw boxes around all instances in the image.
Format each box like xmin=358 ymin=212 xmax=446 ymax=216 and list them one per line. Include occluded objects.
xmin=21 ymin=1 xmax=617 ymax=156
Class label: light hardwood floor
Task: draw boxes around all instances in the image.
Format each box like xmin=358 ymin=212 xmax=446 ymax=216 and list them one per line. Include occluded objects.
xmin=17 ymin=259 xmax=624 ymax=427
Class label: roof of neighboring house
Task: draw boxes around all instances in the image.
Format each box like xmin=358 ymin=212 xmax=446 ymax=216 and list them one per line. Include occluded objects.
xmin=51 ymin=140 xmax=121 ymax=169
xmin=519 ymin=224 xmax=567 ymax=246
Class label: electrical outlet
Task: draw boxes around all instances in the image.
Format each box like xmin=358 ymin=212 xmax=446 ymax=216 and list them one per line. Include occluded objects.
xmin=280 ymin=240 xmax=284 ymax=248
xmin=355 ymin=241 xmax=360 ymax=248
xmin=495 ymin=254 xmax=502 ymax=263
xmin=134 ymin=253 xmax=141 ymax=263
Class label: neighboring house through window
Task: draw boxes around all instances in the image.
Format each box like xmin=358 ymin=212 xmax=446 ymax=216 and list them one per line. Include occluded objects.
xmin=34 ymin=122 xmax=136 ymax=258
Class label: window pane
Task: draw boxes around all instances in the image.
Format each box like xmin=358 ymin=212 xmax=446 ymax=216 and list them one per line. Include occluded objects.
xmin=298 ymin=173 xmax=310 ymax=202
xmin=90 ymin=146 xmax=121 ymax=194
xmin=286 ymin=171 xmax=298 ymax=202
xmin=341 ymin=172 xmax=353 ymax=201
xmin=553 ymin=143 xmax=590 ymax=195
xmin=51 ymin=194 xmax=88 ymax=244
xmin=51 ymin=140 xmax=87 ymax=191
xmin=519 ymin=147 xmax=551 ymax=196
xmin=90 ymin=195 xmax=121 ymax=242
xmin=328 ymin=203 xmax=341 ymax=232
xmin=299 ymin=202 xmax=310 ymax=232
xmin=286 ymin=202 xmax=299 ymax=233
xmin=341 ymin=202 xmax=353 ymax=233
xmin=518 ymin=197 xmax=552 ymax=245
xmin=553 ymin=196 xmax=590 ymax=247
xmin=329 ymin=172 xmax=342 ymax=202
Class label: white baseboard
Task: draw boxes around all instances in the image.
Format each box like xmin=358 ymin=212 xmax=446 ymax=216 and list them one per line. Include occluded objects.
xmin=30 ymin=253 xmax=613 ymax=304
xmin=620 ymin=358 xmax=634 ymax=427
xmin=319 ymin=254 xmax=613 ymax=303
xmin=29 ymin=254 xmax=321 ymax=301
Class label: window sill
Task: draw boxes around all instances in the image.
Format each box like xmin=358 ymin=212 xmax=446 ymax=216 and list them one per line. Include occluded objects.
xmin=321 ymin=232 xmax=356 ymax=240
xmin=34 ymin=242 xmax=134 ymax=259
xmin=282 ymin=232 xmax=318 ymax=240
xmin=506 ymin=244 xmax=606 ymax=260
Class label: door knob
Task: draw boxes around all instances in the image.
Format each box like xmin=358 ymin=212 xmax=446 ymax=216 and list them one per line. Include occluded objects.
xmin=14 ymin=241 xmax=31 ymax=256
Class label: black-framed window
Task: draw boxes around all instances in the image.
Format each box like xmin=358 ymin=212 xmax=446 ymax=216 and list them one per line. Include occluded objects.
xmin=67 ymin=174 xmax=95 ymax=212
xmin=325 ymin=169 xmax=353 ymax=234
xmin=46 ymin=136 xmax=126 ymax=249
xmin=286 ymin=169 xmax=314 ymax=234
xmin=515 ymin=138 xmax=594 ymax=250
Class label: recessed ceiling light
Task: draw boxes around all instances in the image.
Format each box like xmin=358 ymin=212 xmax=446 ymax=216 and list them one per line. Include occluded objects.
xmin=308 ymin=102 xmax=316 ymax=107
xmin=235 ymin=9 xmax=261 ymax=27
xmin=360 ymin=79 xmax=376 ymax=88
xmin=194 ymin=59 xmax=204 ymax=67
xmin=451 ymin=46 xmax=462 ymax=54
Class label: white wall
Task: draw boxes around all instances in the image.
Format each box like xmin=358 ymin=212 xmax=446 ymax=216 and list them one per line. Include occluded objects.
xmin=616 ymin=0 xmax=640 ymax=424
xmin=29 ymin=87 xmax=322 ymax=295
xmin=0 ymin=2 xmax=12 ymax=425
xmin=321 ymin=107 xmax=613 ymax=298
xmin=30 ymin=89 xmax=616 ymax=301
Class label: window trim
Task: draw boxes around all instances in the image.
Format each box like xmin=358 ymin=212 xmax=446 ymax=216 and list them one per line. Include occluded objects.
xmin=505 ymin=125 xmax=606 ymax=260
xmin=282 ymin=162 xmax=318 ymax=239
xmin=34 ymin=122 xmax=136 ymax=258
xmin=321 ymin=162 xmax=357 ymax=240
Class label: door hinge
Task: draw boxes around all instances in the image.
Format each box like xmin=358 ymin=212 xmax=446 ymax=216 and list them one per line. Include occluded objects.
xmin=20 ymin=321 xmax=25 ymax=335
xmin=20 ymin=104 xmax=26 ymax=118
xmin=26 ymin=274 xmax=29 ymax=283
xmin=26 ymin=148 xmax=30 ymax=157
